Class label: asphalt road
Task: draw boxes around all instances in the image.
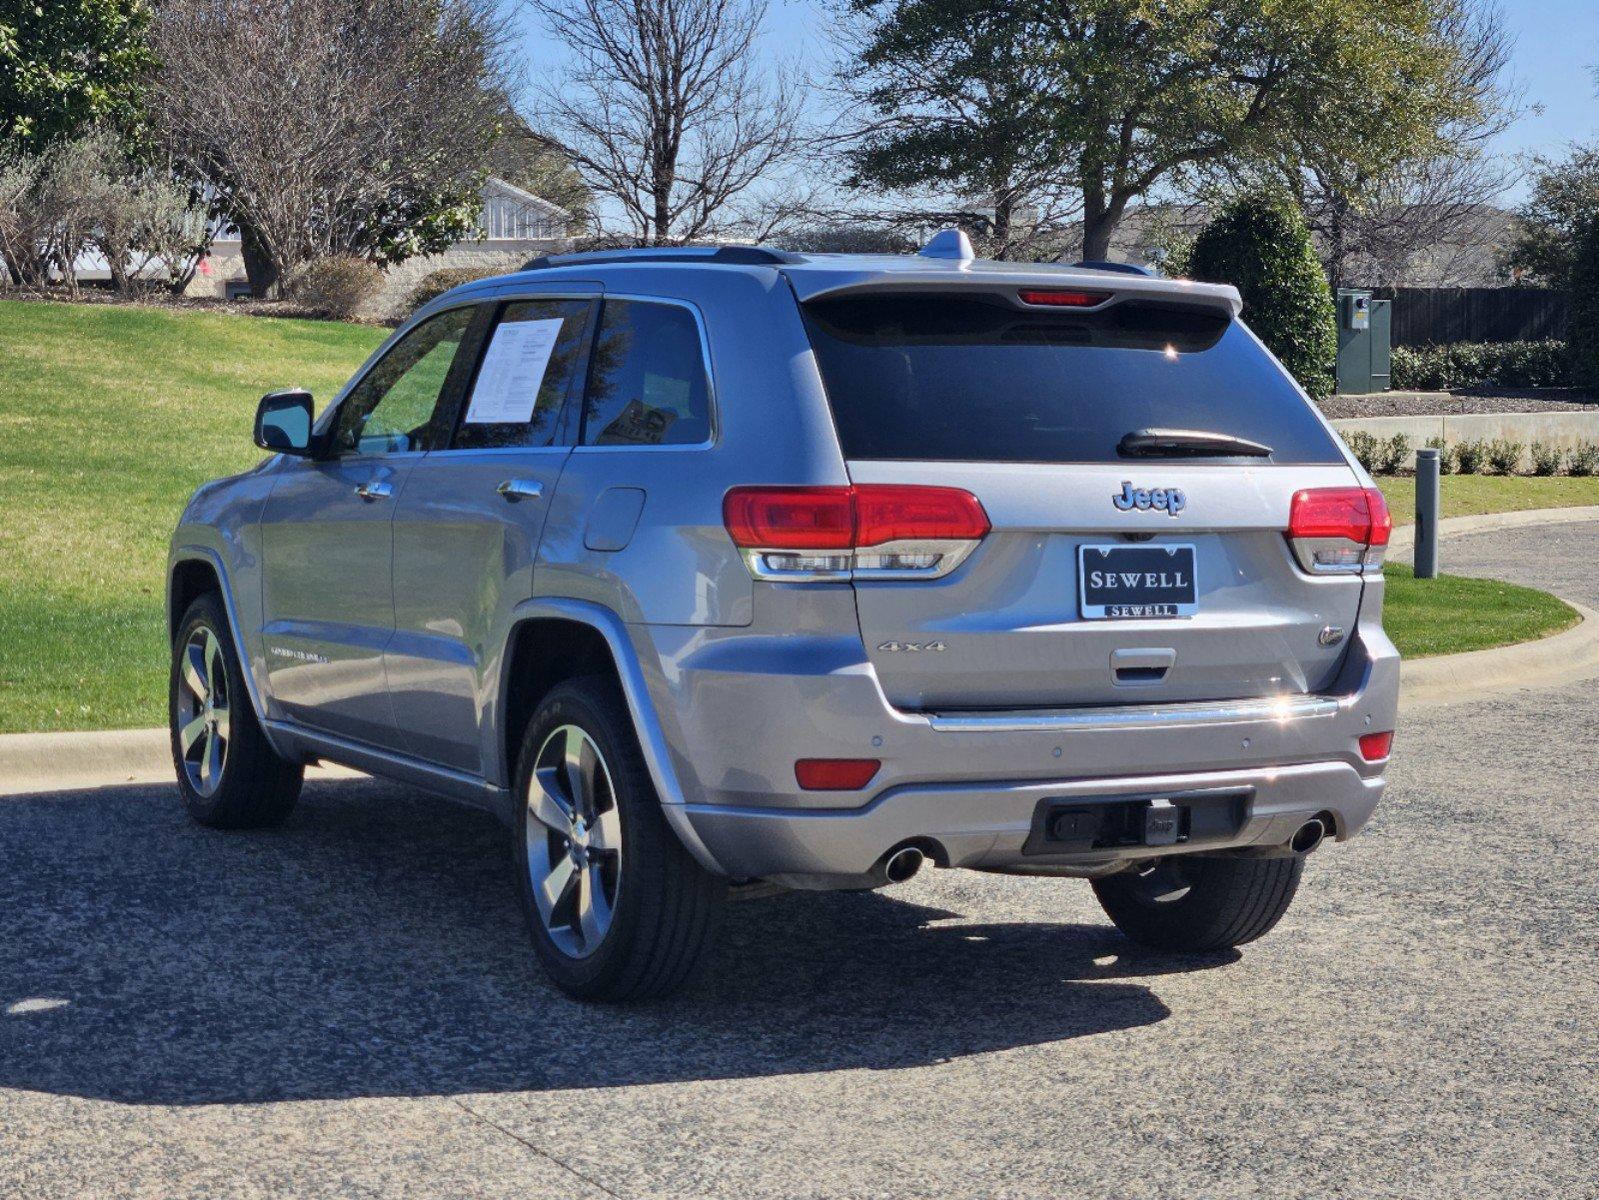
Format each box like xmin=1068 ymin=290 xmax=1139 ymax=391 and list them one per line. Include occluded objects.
xmin=2 ymin=524 xmax=1596 ymax=1199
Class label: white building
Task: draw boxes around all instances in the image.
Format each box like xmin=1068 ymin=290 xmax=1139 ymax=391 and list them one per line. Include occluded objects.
xmin=188 ymin=177 xmax=576 ymax=312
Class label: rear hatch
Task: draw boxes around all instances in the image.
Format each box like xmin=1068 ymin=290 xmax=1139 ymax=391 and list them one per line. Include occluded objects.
xmin=798 ymin=286 xmax=1378 ymax=712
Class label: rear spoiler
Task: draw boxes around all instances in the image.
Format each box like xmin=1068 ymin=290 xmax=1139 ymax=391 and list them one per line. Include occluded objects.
xmin=783 ymin=264 xmax=1243 ymax=319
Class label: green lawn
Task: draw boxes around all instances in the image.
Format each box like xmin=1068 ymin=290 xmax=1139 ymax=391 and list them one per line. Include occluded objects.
xmin=0 ymin=300 xmax=384 ymax=731
xmin=1382 ymin=563 xmax=1579 ymax=658
xmin=0 ymin=299 xmax=1589 ymax=731
xmin=1377 ymin=473 xmax=1599 ymax=527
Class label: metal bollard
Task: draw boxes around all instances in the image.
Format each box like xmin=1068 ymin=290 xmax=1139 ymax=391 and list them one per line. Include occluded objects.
xmin=1414 ymin=447 xmax=1440 ymax=579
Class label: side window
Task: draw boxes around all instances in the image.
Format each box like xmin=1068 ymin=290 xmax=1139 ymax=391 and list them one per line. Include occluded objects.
xmin=451 ymin=299 xmax=595 ymax=451
xmin=331 ymin=307 xmax=474 ymax=456
xmin=581 ymin=300 xmax=712 ymax=447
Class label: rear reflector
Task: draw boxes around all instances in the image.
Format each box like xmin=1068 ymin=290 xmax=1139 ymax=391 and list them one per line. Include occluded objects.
xmin=795 ymin=758 xmax=881 ymax=790
xmin=1018 ymin=288 xmax=1111 ymax=308
xmin=1287 ymin=486 xmax=1391 ymax=573
xmin=1358 ymin=731 xmax=1393 ymax=762
xmin=724 ymin=484 xmax=990 ymax=581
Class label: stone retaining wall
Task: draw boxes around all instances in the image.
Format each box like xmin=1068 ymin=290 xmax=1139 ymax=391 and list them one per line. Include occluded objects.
xmin=1330 ymin=411 xmax=1599 ymax=463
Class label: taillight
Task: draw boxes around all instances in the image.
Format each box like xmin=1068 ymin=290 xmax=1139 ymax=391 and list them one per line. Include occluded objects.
xmin=724 ymin=484 xmax=990 ymax=581
xmin=795 ymin=758 xmax=880 ymax=790
xmin=1287 ymin=486 xmax=1391 ymax=574
xmin=1358 ymin=731 xmax=1393 ymax=762
xmin=1018 ymin=288 xmax=1111 ymax=308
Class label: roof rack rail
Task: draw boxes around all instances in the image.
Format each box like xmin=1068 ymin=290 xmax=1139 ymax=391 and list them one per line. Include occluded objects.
xmin=521 ymin=245 xmax=805 ymax=271
xmin=1072 ymin=259 xmax=1156 ymax=278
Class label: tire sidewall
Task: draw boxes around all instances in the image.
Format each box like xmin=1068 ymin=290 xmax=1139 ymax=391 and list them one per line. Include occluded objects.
xmin=169 ymin=594 xmax=248 ymax=822
xmin=511 ymin=680 xmax=665 ymax=996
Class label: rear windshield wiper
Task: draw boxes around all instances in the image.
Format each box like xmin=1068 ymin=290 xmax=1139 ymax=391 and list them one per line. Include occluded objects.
xmin=1118 ymin=428 xmax=1273 ymax=458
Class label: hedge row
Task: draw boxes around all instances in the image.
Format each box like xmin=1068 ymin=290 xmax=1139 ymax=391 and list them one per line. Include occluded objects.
xmin=1389 ymin=340 xmax=1575 ymax=391
xmin=1342 ymin=430 xmax=1599 ymax=476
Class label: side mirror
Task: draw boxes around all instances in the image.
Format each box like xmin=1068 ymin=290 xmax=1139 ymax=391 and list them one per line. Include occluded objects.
xmin=254 ymin=389 xmax=315 ymax=455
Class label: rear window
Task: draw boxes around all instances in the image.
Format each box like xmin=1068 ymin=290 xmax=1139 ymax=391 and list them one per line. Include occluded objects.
xmin=801 ymin=293 xmax=1343 ymax=464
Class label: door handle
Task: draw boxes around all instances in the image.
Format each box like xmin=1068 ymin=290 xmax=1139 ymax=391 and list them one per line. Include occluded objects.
xmin=355 ymin=479 xmax=393 ymax=502
xmin=497 ymin=479 xmax=543 ymax=503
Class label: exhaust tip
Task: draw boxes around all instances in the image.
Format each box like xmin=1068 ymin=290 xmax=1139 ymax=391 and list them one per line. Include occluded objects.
xmin=1289 ymin=818 xmax=1326 ymax=856
xmin=883 ymin=846 xmax=925 ymax=884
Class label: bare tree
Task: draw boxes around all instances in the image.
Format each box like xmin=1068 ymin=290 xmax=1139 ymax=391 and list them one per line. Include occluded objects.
xmin=1291 ymin=0 xmax=1521 ymax=289
xmin=153 ymin=0 xmax=511 ymax=297
xmin=526 ymin=0 xmax=803 ymax=244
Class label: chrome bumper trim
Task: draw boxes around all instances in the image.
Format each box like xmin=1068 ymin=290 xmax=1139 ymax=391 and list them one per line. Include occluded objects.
xmin=926 ymin=695 xmax=1342 ymax=733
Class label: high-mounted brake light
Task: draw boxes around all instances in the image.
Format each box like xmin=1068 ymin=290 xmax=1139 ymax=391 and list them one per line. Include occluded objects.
xmin=1286 ymin=486 xmax=1390 ymax=574
xmin=724 ymin=484 xmax=990 ymax=581
xmin=1018 ymin=288 xmax=1111 ymax=308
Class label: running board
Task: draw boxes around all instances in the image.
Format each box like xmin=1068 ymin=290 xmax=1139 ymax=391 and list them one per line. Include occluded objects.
xmin=264 ymin=720 xmax=509 ymax=817
xmin=926 ymin=695 xmax=1341 ymax=733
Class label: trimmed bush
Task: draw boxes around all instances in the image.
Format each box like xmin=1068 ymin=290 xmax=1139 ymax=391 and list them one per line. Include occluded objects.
xmin=407 ymin=264 xmax=510 ymax=312
xmin=1342 ymin=430 xmax=1381 ymax=473
xmin=284 ymin=255 xmax=383 ymax=320
xmin=1529 ymin=441 xmax=1565 ymax=475
xmin=1453 ymin=439 xmax=1489 ymax=474
xmin=1486 ymin=439 xmax=1525 ymax=474
xmin=1573 ymin=219 xmax=1599 ymax=388
xmin=1424 ymin=436 xmax=1456 ymax=474
xmin=1184 ymin=194 xmax=1337 ymax=397
xmin=1389 ymin=340 xmax=1575 ymax=391
xmin=1379 ymin=433 xmax=1412 ymax=474
xmin=1570 ymin=442 xmax=1599 ymax=476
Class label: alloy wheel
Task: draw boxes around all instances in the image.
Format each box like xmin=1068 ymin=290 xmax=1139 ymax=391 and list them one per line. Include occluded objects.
xmin=525 ymin=724 xmax=623 ymax=958
xmin=176 ymin=626 xmax=231 ymax=796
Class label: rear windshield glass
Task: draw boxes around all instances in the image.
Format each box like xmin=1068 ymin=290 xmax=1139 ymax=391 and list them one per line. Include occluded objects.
xmin=801 ymin=293 xmax=1343 ymax=464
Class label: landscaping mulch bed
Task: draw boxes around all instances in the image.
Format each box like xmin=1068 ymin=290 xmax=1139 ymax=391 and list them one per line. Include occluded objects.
xmin=1318 ymin=389 xmax=1597 ymax=419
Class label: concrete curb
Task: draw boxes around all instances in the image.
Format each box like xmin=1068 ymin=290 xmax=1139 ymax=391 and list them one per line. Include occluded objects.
xmin=1399 ymin=599 xmax=1599 ymax=710
xmin=1390 ymin=505 xmax=1599 ymax=553
xmin=0 ymin=729 xmax=361 ymax=797
xmin=6 ymin=510 xmax=1599 ymax=791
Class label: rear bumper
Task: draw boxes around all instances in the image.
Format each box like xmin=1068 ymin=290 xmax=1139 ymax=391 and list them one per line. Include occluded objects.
xmin=639 ymin=614 xmax=1399 ymax=883
xmin=684 ymin=759 xmax=1385 ymax=883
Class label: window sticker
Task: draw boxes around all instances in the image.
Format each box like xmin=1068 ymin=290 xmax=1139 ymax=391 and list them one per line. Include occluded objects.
xmin=463 ymin=317 xmax=566 ymax=424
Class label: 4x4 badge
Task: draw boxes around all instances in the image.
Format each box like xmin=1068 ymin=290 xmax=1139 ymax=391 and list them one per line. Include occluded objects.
xmin=1113 ymin=480 xmax=1186 ymax=515
xmin=878 ymin=641 xmax=947 ymax=653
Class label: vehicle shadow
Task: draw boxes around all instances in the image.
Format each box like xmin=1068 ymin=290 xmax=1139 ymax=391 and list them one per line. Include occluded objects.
xmin=0 ymin=778 xmax=1234 ymax=1106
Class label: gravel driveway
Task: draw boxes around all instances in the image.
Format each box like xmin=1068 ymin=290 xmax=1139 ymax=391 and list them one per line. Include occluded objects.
xmin=2 ymin=526 xmax=1595 ymax=1200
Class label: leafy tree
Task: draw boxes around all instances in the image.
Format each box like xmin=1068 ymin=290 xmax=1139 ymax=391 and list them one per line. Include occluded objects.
xmin=1184 ymin=194 xmax=1337 ymax=397
xmin=1569 ymin=218 xmax=1599 ymax=388
xmin=0 ymin=0 xmax=154 ymax=151
xmin=1507 ymin=147 xmax=1599 ymax=289
xmin=838 ymin=0 xmax=1495 ymax=261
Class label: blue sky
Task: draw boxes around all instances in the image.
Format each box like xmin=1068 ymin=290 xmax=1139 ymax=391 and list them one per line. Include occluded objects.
xmin=513 ymin=0 xmax=1599 ymax=203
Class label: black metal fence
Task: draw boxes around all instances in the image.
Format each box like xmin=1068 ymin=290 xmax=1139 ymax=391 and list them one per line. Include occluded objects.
xmin=1372 ymin=287 xmax=1570 ymax=347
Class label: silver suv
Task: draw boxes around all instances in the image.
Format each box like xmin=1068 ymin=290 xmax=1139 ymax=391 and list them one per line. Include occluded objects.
xmin=167 ymin=239 xmax=1398 ymax=1000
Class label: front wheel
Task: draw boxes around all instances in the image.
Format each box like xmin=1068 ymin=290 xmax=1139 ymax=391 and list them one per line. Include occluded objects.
xmin=512 ymin=677 xmax=724 ymax=1001
xmin=169 ymin=592 xmax=303 ymax=828
xmin=1092 ymin=854 xmax=1304 ymax=952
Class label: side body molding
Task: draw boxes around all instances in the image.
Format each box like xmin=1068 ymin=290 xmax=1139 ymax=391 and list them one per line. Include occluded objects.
xmin=503 ymin=596 xmax=727 ymax=876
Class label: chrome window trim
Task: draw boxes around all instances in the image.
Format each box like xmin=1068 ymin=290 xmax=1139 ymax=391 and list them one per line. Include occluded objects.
xmin=926 ymin=694 xmax=1342 ymax=733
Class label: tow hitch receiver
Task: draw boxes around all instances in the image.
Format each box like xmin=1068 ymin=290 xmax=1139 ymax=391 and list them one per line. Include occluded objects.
xmin=1023 ymin=789 xmax=1250 ymax=855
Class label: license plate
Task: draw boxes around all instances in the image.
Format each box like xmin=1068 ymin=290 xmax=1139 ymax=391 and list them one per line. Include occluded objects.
xmin=1079 ymin=543 xmax=1197 ymax=619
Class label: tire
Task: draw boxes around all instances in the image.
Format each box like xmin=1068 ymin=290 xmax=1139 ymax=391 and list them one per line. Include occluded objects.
xmin=1091 ymin=854 xmax=1304 ymax=953
xmin=511 ymin=677 xmax=725 ymax=1001
xmin=169 ymin=592 xmax=303 ymax=829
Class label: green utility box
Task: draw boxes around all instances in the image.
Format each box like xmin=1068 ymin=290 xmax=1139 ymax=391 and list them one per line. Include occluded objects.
xmin=1335 ymin=288 xmax=1391 ymax=394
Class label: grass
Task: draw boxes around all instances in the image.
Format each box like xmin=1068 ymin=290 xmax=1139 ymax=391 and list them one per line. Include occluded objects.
xmin=1382 ymin=562 xmax=1579 ymax=658
xmin=1376 ymin=473 xmax=1599 ymax=527
xmin=0 ymin=300 xmax=384 ymax=732
xmin=0 ymin=299 xmax=1590 ymax=730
